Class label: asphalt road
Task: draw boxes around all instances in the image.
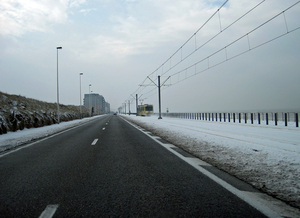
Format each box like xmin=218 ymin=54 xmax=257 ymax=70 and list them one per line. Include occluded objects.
xmin=0 ymin=115 xmax=267 ymax=217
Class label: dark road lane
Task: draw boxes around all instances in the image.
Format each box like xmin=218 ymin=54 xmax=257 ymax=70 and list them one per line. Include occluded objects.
xmin=0 ymin=115 xmax=267 ymax=217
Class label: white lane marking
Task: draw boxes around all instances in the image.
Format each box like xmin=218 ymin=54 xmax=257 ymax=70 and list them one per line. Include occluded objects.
xmin=39 ymin=204 xmax=59 ymax=218
xmin=121 ymin=117 xmax=300 ymax=218
xmin=91 ymin=139 xmax=98 ymax=145
xmin=106 ymin=123 xmax=108 ymax=125
xmin=0 ymin=116 xmax=106 ymax=158
xmin=102 ymin=127 xmax=105 ymax=130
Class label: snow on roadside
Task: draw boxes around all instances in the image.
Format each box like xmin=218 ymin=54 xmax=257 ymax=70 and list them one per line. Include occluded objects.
xmin=1 ymin=113 xmax=299 ymax=209
xmin=0 ymin=115 xmax=104 ymax=152
xmin=122 ymin=114 xmax=300 ymax=209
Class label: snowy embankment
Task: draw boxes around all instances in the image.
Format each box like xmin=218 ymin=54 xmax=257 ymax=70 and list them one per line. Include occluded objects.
xmin=0 ymin=115 xmax=102 ymax=152
xmin=122 ymin=114 xmax=300 ymax=209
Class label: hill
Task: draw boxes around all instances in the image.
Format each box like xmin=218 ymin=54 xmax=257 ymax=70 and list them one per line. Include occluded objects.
xmin=0 ymin=92 xmax=89 ymax=134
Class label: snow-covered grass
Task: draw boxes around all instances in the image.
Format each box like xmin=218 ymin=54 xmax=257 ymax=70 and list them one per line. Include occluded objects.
xmin=0 ymin=115 xmax=103 ymax=152
xmin=122 ymin=114 xmax=300 ymax=209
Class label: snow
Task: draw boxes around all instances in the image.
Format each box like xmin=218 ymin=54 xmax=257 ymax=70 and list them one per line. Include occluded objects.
xmin=0 ymin=113 xmax=299 ymax=210
xmin=0 ymin=115 xmax=103 ymax=152
xmin=121 ymin=114 xmax=300 ymax=209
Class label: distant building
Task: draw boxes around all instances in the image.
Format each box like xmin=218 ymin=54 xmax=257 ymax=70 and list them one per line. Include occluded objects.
xmin=105 ymin=102 xmax=110 ymax=114
xmin=83 ymin=93 xmax=110 ymax=115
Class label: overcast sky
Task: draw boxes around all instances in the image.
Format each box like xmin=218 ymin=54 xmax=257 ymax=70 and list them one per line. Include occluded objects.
xmin=1 ymin=0 xmax=299 ymax=113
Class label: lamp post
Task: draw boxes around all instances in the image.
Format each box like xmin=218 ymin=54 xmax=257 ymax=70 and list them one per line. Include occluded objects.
xmin=56 ymin=46 xmax=62 ymax=124
xmin=79 ymin=72 xmax=83 ymax=119
xmin=89 ymin=84 xmax=92 ymax=117
xmin=91 ymin=91 xmax=93 ymax=116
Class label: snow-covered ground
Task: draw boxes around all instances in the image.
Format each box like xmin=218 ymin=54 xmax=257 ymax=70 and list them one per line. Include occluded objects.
xmin=121 ymin=114 xmax=300 ymax=210
xmin=0 ymin=113 xmax=299 ymax=210
xmin=0 ymin=115 xmax=103 ymax=152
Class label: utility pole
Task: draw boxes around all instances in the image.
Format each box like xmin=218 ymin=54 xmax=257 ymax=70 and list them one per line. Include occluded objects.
xmin=79 ymin=72 xmax=83 ymax=119
xmin=131 ymin=94 xmax=139 ymax=116
xmin=89 ymin=84 xmax=92 ymax=117
xmin=136 ymin=94 xmax=138 ymax=116
xmin=158 ymin=76 xmax=162 ymax=119
xmin=128 ymin=100 xmax=131 ymax=115
xmin=147 ymin=75 xmax=170 ymax=120
xmin=56 ymin=46 xmax=62 ymax=124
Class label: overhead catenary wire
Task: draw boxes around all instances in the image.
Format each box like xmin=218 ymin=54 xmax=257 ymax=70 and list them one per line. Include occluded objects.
xmin=147 ymin=0 xmax=230 ymax=80
xmin=123 ymin=0 xmax=300 ymax=109
xmin=146 ymin=12 xmax=300 ymax=99
xmin=160 ymin=0 xmax=266 ymax=77
xmin=127 ymin=0 xmax=231 ymax=104
xmin=168 ymin=0 xmax=300 ymax=79
xmin=136 ymin=0 xmax=266 ymax=92
xmin=126 ymin=0 xmax=266 ymax=104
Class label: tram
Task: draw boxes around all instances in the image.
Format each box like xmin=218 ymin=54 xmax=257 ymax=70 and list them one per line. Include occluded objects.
xmin=137 ymin=104 xmax=154 ymax=116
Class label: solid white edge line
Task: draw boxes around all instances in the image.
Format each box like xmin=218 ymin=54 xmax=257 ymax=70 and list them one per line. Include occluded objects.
xmin=91 ymin=139 xmax=99 ymax=145
xmin=0 ymin=116 xmax=106 ymax=158
xmin=39 ymin=204 xmax=59 ymax=218
xmin=121 ymin=116 xmax=300 ymax=218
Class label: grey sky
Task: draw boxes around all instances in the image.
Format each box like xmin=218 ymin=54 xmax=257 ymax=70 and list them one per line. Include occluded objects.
xmin=0 ymin=0 xmax=299 ymax=112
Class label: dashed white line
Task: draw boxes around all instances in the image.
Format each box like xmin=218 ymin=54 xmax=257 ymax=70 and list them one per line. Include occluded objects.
xmin=102 ymin=127 xmax=106 ymax=130
xmin=39 ymin=204 xmax=59 ymax=218
xmin=91 ymin=139 xmax=98 ymax=145
xmin=121 ymin=116 xmax=300 ymax=218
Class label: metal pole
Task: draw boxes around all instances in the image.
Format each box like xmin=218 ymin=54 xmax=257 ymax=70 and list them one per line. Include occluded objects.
xmin=158 ymin=75 xmax=162 ymax=119
xmin=56 ymin=47 xmax=62 ymax=124
xmin=146 ymin=75 xmax=169 ymax=120
xmin=91 ymin=91 xmax=93 ymax=116
xmin=136 ymin=94 xmax=138 ymax=116
xmin=91 ymin=91 xmax=94 ymax=116
xmin=128 ymin=100 xmax=130 ymax=115
xmin=79 ymin=73 xmax=83 ymax=119
xmin=89 ymin=84 xmax=91 ymax=117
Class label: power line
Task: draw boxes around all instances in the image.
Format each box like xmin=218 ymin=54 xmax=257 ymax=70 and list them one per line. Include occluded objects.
xmin=160 ymin=0 xmax=266 ymax=77
xmin=168 ymin=1 xmax=300 ymax=79
xmin=147 ymin=0 xmax=229 ymax=79
xmin=129 ymin=0 xmax=231 ymax=102
xmin=138 ymin=0 xmax=266 ymax=89
xmin=124 ymin=0 xmax=300 ymax=109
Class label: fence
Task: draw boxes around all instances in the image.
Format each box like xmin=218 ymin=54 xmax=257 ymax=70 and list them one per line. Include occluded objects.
xmin=156 ymin=112 xmax=299 ymax=128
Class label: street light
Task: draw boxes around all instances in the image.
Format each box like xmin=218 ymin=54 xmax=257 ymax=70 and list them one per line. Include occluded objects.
xmin=79 ymin=72 xmax=83 ymax=119
xmin=89 ymin=84 xmax=92 ymax=117
xmin=91 ymin=91 xmax=93 ymax=116
xmin=56 ymin=46 xmax=62 ymax=124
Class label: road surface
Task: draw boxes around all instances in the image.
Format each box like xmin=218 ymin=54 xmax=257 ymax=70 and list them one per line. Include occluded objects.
xmin=0 ymin=115 xmax=267 ymax=217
